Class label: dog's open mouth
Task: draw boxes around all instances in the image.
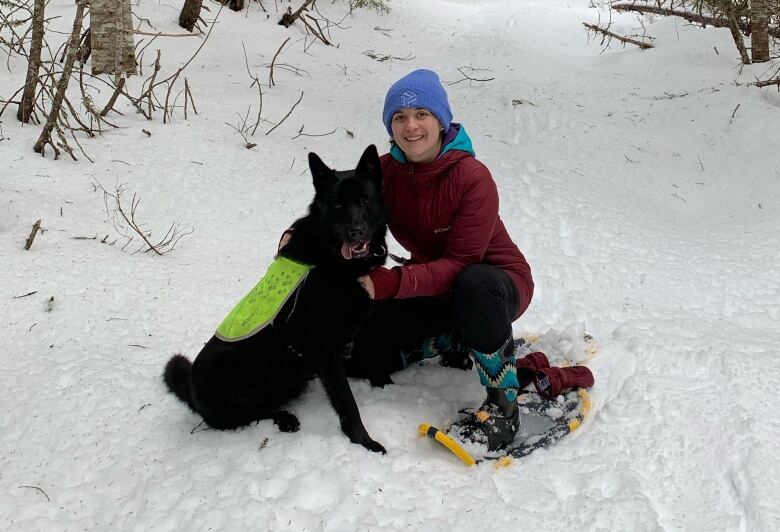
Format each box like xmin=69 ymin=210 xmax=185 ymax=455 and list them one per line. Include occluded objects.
xmin=341 ymin=241 xmax=369 ymax=260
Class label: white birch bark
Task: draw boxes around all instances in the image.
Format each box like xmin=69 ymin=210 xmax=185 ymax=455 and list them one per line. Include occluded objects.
xmin=91 ymin=0 xmax=136 ymax=76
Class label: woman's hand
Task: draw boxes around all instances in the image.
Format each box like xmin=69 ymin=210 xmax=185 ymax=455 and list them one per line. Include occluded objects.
xmin=358 ymin=275 xmax=375 ymax=299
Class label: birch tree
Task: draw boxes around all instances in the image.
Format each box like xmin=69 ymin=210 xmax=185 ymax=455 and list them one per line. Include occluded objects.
xmin=750 ymin=0 xmax=770 ymax=62
xmin=90 ymin=0 xmax=136 ymax=76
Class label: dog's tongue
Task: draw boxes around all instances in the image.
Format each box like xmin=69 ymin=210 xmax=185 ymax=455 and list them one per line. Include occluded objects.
xmin=341 ymin=242 xmax=369 ymax=260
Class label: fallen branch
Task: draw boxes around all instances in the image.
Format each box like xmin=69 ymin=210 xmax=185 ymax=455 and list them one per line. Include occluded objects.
xmin=611 ymin=3 xmax=780 ymax=39
xmin=301 ymin=15 xmax=331 ymax=46
xmin=131 ymin=29 xmax=201 ymax=38
xmin=753 ymin=78 xmax=780 ymax=87
xmin=612 ymin=3 xmax=724 ymax=26
xmin=583 ymin=22 xmax=654 ymax=49
xmin=95 ymin=181 xmax=193 ymax=256
xmin=24 ymin=219 xmax=42 ymax=250
xmin=278 ymin=0 xmax=316 ymax=28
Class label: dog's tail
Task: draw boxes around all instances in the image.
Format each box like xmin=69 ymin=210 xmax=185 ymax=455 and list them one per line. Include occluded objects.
xmin=163 ymin=354 xmax=195 ymax=408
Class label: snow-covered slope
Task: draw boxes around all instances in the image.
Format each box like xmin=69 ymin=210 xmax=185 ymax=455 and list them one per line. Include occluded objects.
xmin=1 ymin=0 xmax=778 ymax=530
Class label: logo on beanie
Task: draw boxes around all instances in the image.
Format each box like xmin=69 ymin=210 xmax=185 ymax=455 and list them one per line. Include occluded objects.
xmin=399 ymin=90 xmax=418 ymax=107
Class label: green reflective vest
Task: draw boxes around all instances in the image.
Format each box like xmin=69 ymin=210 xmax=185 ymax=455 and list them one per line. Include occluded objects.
xmin=215 ymin=256 xmax=313 ymax=342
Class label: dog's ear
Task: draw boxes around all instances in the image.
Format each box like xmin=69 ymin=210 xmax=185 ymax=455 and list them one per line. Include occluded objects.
xmin=356 ymin=144 xmax=382 ymax=189
xmin=309 ymin=152 xmax=336 ymax=196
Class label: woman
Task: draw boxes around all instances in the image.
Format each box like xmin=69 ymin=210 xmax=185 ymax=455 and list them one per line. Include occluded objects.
xmin=350 ymin=69 xmax=535 ymax=452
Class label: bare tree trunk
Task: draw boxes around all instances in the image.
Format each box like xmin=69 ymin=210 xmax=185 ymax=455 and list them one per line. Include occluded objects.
xmin=17 ymin=0 xmax=45 ymax=123
xmin=179 ymin=0 xmax=203 ymax=32
xmin=33 ymin=0 xmax=87 ymax=155
xmin=91 ymin=0 xmax=136 ymax=76
xmin=750 ymin=0 xmax=770 ymax=62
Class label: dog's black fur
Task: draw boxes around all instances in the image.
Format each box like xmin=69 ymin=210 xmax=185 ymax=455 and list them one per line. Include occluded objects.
xmin=163 ymin=145 xmax=388 ymax=453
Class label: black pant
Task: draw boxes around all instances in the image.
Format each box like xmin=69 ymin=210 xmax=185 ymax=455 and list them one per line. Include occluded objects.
xmin=346 ymin=264 xmax=520 ymax=383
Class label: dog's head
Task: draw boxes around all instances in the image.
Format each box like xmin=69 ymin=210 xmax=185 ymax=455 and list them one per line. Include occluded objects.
xmin=308 ymin=145 xmax=386 ymax=260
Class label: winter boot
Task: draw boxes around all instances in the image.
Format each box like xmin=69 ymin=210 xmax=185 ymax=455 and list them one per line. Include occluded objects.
xmin=400 ymin=333 xmax=457 ymax=367
xmin=516 ymin=351 xmax=549 ymax=389
xmin=447 ymin=338 xmax=520 ymax=452
xmin=437 ymin=334 xmax=473 ymax=371
xmin=533 ymin=366 xmax=595 ymax=400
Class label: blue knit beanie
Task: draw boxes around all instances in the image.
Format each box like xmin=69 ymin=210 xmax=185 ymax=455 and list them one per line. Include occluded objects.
xmin=382 ymin=69 xmax=453 ymax=136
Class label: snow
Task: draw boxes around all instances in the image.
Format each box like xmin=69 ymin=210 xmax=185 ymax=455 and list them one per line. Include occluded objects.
xmin=2 ymin=0 xmax=780 ymax=530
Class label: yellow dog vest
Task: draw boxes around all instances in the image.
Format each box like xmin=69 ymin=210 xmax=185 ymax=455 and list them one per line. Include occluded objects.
xmin=215 ymin=257 xmax=313 ymax=342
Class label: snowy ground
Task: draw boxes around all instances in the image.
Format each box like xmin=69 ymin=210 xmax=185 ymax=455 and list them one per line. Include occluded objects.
xmin=2 ymin=0 xmax=779 ymax=530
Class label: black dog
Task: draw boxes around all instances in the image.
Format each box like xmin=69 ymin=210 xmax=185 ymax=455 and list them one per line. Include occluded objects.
xmin=163 ymin=145 xmax=388 ymax=453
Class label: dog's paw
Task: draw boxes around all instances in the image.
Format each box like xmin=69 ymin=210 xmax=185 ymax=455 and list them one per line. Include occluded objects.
xmin=272 ymin=411 xmax=300 ymax=433
xmin=368 ymin=373 xmax=394 ymax=388
xmin=347 ymin=430 xmax=387 ymax=454
xmin=362 ymin=438 xmax=387 ymax=454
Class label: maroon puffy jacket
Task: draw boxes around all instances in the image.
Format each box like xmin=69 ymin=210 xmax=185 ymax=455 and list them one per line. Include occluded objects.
xmin=368 ymin=150 xmax=534 ymax=318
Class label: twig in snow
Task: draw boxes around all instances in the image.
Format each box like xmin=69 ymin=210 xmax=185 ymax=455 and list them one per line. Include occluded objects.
xmin=130 ymin=29 xmax=201 ymax=38
xmin=18 ymin=485 xmax=50 ymax=502
xmin=301 ymin=15 xmax=331 ymax=46
xmin=582 ymin=22 xmax=654 ymax=49
xmin=266 ymin=91 xmax=303 ymax=135
xmin=447 ymin=66 xmax=495 ymax=85
xmin=241 ymin=43 xmax=264 ymax=135
xmin=14 ymin=291 xmax=38 ymax=299
xmin=191 ymin=421 xmax=212 ymax=434
xmin=226 ymin=106 xmax=258 ymax=148
xmin=291 ymin=126 xmax=337 ymax=139
xmin=752 ymin=78 xmax=780 ymax=88
xmin=363 ymin=50 xmax=414 ymax=62
xmin=94 ymin=180 xmax=193 ymax=256
xmin=269 ymin=37 xmax=290 ymax=87
xmin=730 ymin=104 xmax=740 ymax=123
xmin=24 ymin=219 xmax=43 ymax=250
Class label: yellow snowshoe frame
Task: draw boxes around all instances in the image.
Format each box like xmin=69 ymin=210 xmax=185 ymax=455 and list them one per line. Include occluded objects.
xmin=419 ymin=389 xmax=592 ymax=467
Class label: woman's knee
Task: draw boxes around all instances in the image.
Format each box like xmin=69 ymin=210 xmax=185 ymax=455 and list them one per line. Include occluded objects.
xmin=452 ymin=264 xmax=498 ymax=299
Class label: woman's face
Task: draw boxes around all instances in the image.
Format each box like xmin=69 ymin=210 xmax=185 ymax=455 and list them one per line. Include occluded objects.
xmin=390 ymin=108 xmax=442 ymax=164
